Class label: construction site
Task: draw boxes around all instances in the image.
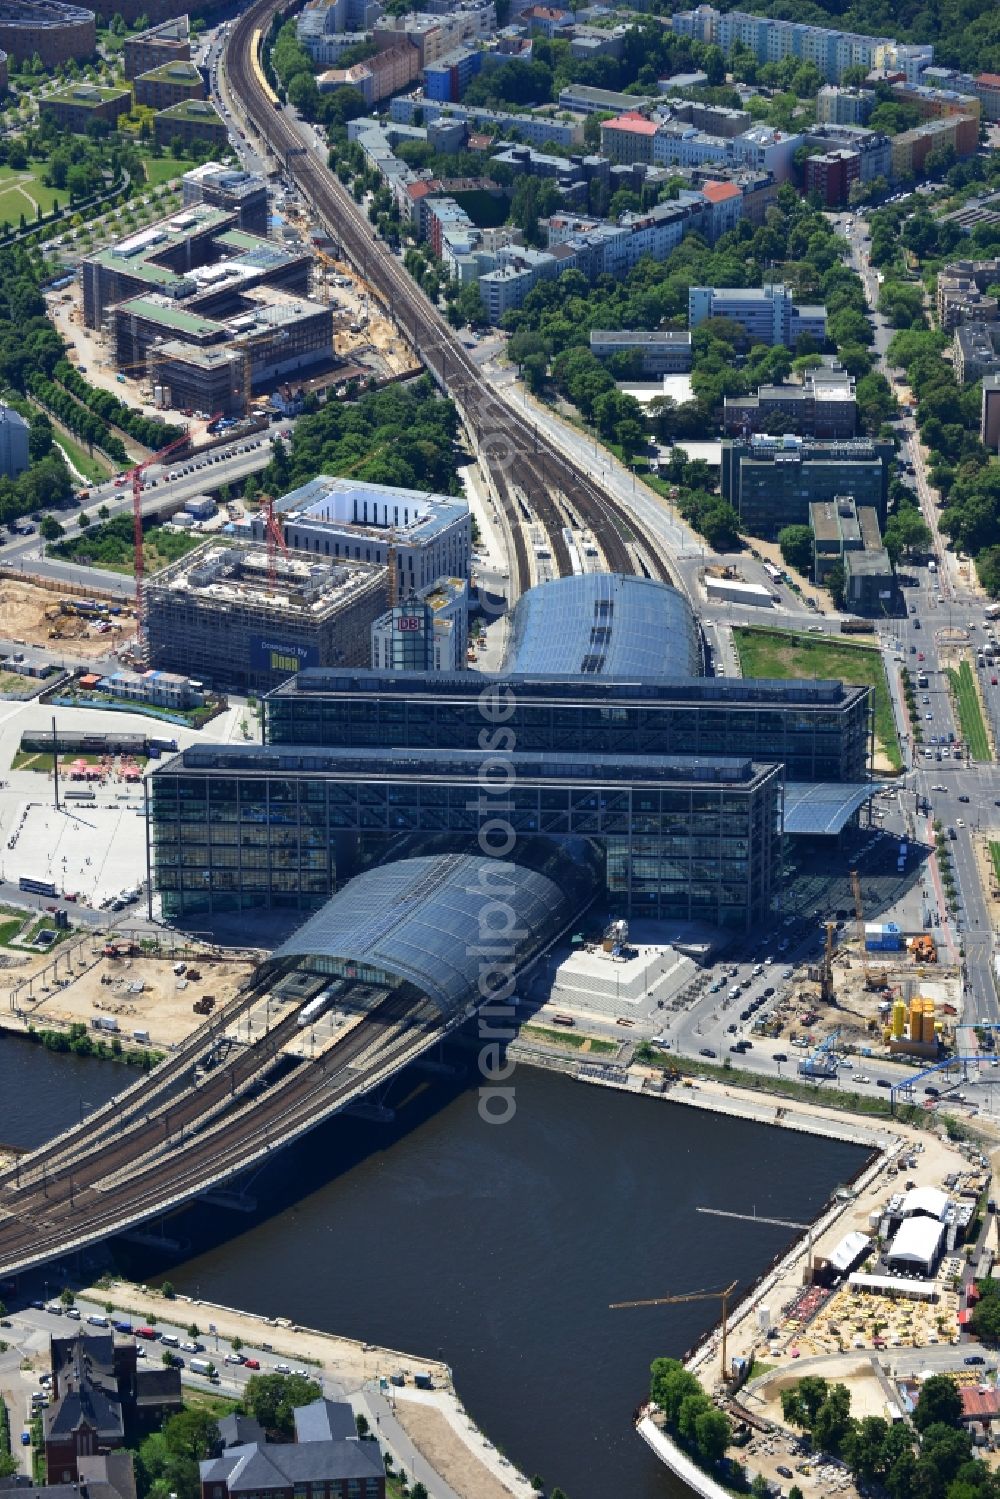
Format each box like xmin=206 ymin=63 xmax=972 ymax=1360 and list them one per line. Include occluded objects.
xmin=771 ymin=870 xmax=963 ymax=1080
xmin=144 ymin=537 xmax=390 ymax=693
xmin=3 ymin=932 xmax=256 ymax=1054
xmin=0 ymin=579 xmax=135 ymax=661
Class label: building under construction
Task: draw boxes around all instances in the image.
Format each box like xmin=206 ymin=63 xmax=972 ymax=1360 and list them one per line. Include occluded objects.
xmin=145 ymin=539 xmax=389 ymax=693
xmin=113 ymin=286 xmax=333 ymax=415
xmin=82 ymin=204 xmax=311 ymax=331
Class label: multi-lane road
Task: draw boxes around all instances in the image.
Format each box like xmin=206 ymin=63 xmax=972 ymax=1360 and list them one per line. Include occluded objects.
xmin=2 ymin=432 xmax=278 ymax=599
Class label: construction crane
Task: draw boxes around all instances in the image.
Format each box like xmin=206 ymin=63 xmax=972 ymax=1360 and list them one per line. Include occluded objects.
xmin=851 ymin=868 xmax=878 ymax=989
xmin=797 ymin=1025 xmax=842 ymax=1083
xmin=695 ymin=1207 xmax=816 ymax=1274
xmin=262 ymin=492 xmax=290 ymax=588
xmin=128 ymin=428 xmax=194 ymax=649
xmin=820 ymin=920 xmax=836 ymax=1004
xmin=610 ymin=1280 xmax=739 ymax=1382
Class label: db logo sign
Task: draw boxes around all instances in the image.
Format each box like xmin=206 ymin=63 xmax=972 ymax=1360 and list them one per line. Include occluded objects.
xmin=396 ymin=615 xmax=421 ymax=631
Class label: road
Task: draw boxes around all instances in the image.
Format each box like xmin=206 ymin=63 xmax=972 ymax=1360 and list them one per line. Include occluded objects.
xmin=3 ymin=435 xmax=278 ymax=597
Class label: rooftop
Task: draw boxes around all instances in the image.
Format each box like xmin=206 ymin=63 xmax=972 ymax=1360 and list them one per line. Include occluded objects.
xmin=502 ymin=574 xmax=702 ymax=679
xmin=274 ymin=476 xmax=468 ymax=543
xmin=137 ymin=59 xmax=204 ymax=85
xmin=146 ymin=539 xmax=385 ymax=621
xmin=47 ymin=84 xmax=130 ymax=106
xmin=156 ymin=99 xmax=224 ymax=125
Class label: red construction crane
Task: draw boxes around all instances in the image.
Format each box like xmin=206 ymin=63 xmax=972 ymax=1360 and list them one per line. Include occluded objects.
xmin=128 ymin=428 xmax=193 ymax=644
xmin=263 ymin=492 xmax=289 ymax=588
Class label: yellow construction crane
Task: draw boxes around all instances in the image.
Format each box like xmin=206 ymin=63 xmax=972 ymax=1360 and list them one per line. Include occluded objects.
xmin=610 ymin=1280 xmax=739 ymax=1382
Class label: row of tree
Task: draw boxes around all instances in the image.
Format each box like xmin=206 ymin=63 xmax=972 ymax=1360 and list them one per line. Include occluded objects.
xmin=28 ymin=373 xmax=129 ymax=465
xmin=54 ymin=361 xmax=183 ymax=451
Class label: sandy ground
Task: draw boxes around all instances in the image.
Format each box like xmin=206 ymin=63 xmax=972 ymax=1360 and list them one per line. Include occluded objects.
xmin=90 ymin=1278 xmax=449 ymax=1391
xmin=0 ymin=579 xmax=132 ymax=661
xmin=13 ymin=946 xmax=254 ymax=1050
xmin=391 ymin=1400 xmax=517 ymax=1499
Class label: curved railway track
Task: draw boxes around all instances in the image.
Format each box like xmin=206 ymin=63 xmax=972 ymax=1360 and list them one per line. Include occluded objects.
xmin=0 ymin=990 xmax=444 ymax=1276
xmin=225 ymin=4 xmax=677 ymax=595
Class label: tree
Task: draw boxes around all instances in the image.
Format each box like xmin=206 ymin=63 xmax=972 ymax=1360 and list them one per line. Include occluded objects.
xmin=59 ymin=1288 xmax=75 ymax=1306
xmin=243 ymin=1373 xmax=322 ymax=1438
xmin=918 ymin=1422 xmax=973 ymax=1485
xmin=39 ymin=515 xmax=64 ymax=541
xmin=884 ymin=506 xmax=931 ymax=564
xmin=160 ymin=1280 xmax=175 ymax=1299
xmin=230 ymin=1334 xmax=242 ymax=1352
xmin=778 ymin=524 xmax=813 ymax=575
xmin=826 ymin=560 xmax=846 ymax=609
xmin=187 ymin=1323 xmax=201 ymax=1339
xmin=812 ymin=1383 xmax=853 ymax=1456
xmin=355 ymin=1414 xmax=369 ymax=1438
xmin=695 ymin=1405 xmax=731 ymax=1465
xmin=913 ymin=1374 xmax=962 ymax=1432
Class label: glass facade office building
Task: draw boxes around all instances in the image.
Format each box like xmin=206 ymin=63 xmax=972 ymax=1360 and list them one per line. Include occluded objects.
xmin=264 ymin=672 xmax=872 ymax=785
xmin=148 ymin=574 xmax=874 ymax=931
xmin=148 ymin=744 xmax=782 ymax=929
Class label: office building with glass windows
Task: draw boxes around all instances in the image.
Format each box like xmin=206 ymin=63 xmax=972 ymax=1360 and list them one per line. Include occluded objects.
xmin=148 ymin=573 xmax=875 ymax=928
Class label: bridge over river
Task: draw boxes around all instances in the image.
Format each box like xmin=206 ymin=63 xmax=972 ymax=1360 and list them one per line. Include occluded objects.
xmin=0 ymin=845 xmax=597 ymax=1279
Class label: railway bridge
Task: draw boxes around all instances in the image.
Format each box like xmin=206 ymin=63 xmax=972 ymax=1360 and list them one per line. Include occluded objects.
xmin=0 ymin=844 xmax=597 ymax=1279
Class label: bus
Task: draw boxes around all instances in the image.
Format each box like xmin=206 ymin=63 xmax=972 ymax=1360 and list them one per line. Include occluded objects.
xmin=19 ymin=876 xmax=57 ymax=897
xmin=64 ymin=789 xmax=96 ymax=802
xmin=762 ymin=561 xmax=782 ymax=584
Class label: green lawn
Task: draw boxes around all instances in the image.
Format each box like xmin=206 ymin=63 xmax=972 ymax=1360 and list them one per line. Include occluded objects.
xmin=521 ymin=1024 xmax=618 ymax=1054
xmin=51 ymin=429 xmax=114 ymax=485
xmin=947 ymin=661 xmax=992 ymax=762
xmin=0 ymin=163 xmax=61 ymax=228
xmin=733 ymin=627 xmax=902 ymax=771
xmin=991 ymin=842 xmax=1000 ymax=887
xmin=139 ymin=155 xmax=198 ymax=188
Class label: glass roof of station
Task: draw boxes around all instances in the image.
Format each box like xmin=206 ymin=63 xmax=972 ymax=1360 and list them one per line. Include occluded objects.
xmin=502 ymin=574 xmax=703 ymax=679
xmin=266 ymin=845 xmax=599 ymax=1019
xmin=783 ymin=782 xmax=879 ymax=836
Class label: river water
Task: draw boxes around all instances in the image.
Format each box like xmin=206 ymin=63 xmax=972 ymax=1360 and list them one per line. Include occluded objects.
xmin=2 ymin=1038 xmax=870 ymax=1499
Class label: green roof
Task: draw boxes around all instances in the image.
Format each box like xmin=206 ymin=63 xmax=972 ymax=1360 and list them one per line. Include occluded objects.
xmin=117 ymin=295 xmax=221 ymax=337
xmin=156 ymin=99 xmax=224 ymax=125
xmin=215 ymin=228 xmax=271 ymax=252
xmin=47 ymin=85 xmax=131 ymax=108
xmin=138 ymin=60 xmax=204 ymax=85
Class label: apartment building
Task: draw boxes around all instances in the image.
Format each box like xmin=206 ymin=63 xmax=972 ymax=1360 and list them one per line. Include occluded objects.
xmin=804 ymin=148 xmax=860 ymax=207
xmin=936 ymin=259 xmax=1000 ymax=330
xmin=134 ymin=58 xmax=205 ymax=110
xmin=688 ymin=283 xmax=826 ymax=347
xmin=42 ymin=83 xmax=130 ymax=133
xmin=816 ymin=85 xmax=874 ymax=126
xmin=122 ymin=14 xmax=189 ymax=79
xmin=671 ymin=5 xmax=933 ymax=84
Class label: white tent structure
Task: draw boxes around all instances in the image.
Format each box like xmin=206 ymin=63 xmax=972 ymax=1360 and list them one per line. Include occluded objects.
xmin=887 ymin=1216 xmax=945 ymax=1276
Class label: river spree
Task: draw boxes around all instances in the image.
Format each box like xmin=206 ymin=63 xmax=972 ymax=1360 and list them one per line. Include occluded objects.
xmin=3 ymin=1040 xmax=869 ymax=1499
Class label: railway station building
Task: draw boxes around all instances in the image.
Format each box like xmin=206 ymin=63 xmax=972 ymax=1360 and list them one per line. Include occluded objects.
xmin=148 ymin=574 xmax=875 ymax=927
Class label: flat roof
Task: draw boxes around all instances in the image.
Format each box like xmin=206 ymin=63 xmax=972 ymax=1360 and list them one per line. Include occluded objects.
xmin=116 ymin=295 xmax=220 ymax=337
xmin=176 ymin=743 xmax=773 ymax=786
xmin=47 ymin=84 xmax=130 ymax=106
xmin=269 ymin=667 xmax=867 ymax=709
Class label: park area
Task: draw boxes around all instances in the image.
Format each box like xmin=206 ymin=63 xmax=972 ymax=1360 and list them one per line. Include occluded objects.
xmin=733 ymin=627 xmax=902 ymax=771
xmin=50 ymin=515 xmax=204 ymax=574
xmin=946 ymin=661 xmax=991 ymax=761
xmin=0 ymin=164 xmax=61 ymax=229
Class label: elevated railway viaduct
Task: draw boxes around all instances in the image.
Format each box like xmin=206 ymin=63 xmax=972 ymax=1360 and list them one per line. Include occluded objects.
xmin=225 ymin=0 xmax=677 ymax=599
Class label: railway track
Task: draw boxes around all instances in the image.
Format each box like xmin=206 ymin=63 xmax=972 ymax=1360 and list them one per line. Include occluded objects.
xmin=0 ymin=990 xmax=445 ymax=1275
xmin=225 ymin=3 xmax=677 ymax=594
